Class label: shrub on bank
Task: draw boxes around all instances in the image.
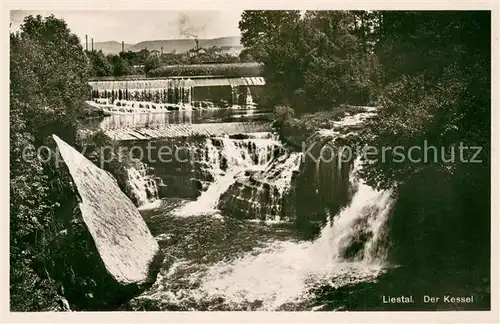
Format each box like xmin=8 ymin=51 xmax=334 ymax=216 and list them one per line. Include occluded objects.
xmin=10 ymin=14 xmax=92 ymax=311
xmin=273 ymin=105 xmax=295 ymax=125
xmin=274 ymin=104 xmax=371 ymax=148
xmin=147 ymin=62 xmax=264 ymax=78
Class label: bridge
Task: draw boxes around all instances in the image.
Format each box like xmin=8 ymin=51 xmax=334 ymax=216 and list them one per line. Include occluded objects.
xmin=103 ymin=121 xmax=273 ymax=141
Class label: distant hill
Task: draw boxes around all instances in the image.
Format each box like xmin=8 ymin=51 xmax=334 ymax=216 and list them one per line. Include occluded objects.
xmin=91 ymin=36 xmax=242 ymax=55
xmin=91 ymin=41 xmax=133 ymax=55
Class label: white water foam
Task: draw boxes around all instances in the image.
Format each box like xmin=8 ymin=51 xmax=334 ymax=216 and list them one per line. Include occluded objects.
xmin=174 ymin=135 xmax=278 ymax=216
xmin=200 ymin=161 xmax=394 ymax=309
xmin=138 ymin=160 xmax=394 ymax=310
xmin=135 ymin=109 xmax=393 ymax=310
xmin=126 ymin=163 xmax=159 ymax=207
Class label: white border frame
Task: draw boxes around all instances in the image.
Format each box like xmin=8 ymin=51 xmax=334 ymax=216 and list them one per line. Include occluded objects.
xmin=1 ymin=1 xmax=498 ymax=323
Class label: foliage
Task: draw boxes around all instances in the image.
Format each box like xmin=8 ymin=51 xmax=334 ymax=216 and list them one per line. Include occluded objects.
xmin=238 ymin=48 xmax=255 ymax=62
xmin=107 ymin=54 xmax=134 ymax=76
xmin=356 ymin=11 xmax=491 ymax=271
xmin=239 ymin=10 xmax=381 ymax=114
xmin=10 ymin=14 xmax=90 ymax=311
xmin=147 ymin=62 xmax=264 ymax=78
xmin=144 ymin=55 xmax=161 ymax=75
xmin=10 ymin=16 xmax=89 ymax=145
xmin=86 ymin=50 xmax=113 ymax=77
xmin=10 ymin=10 xmax=491 ymax=310
xmin=359 ymin=11 xmax=490 ymax=189
xmin=273 ymin=105 xmax=295 ymax=125
xmin=247 ymin=10 xmax=490 ymax=271
xmin=239 ymin=10 xmax=301 ymax=61
xmin=86 ymin=50 xmax=143 ymax=78
xmin=87 ymin=48 xmax=251 ymax=78
xmin=119 ymin=50 xmax=142 ymax=66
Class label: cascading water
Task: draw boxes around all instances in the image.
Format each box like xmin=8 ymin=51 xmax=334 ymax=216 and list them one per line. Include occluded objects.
xmin=126 ymin=162 xmax=160 ymax=209
xmin=89 ymin=79 xmax=194 ymax=104
xmin=134 ymin=158 xmax=395 ymax=310
xmin=122 ymin=106 xmax=399 ymax=310
xmin=200 ymin=159 xmax=394 ymax=309
xmin=174 ymin=134 xmax=280 ymax=216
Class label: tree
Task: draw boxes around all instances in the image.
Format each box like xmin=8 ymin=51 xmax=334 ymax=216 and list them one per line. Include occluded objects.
xmin=357 ymin=11 xmax=490 ymax=271
xmin=238 ymin=48 xmax=255 ymax=62
xmin=107 ymin=54 xmax=133 ymax=76
xmin=10 ymin=14 xmax=91 ymax=311
xmin=239 ymin=10 xmax=301 ymax=60
xmin=239 ymin=10 xmax=379 ymax=113
xmin=137 ymin=48 xmax=150 ymax=63
xmin=144 ymin=55 xmax=161 ymax=75
xmin=120 ymin=50 xmax=139 ymax=66
xmin=360 ymin=11 xmax=490 ymax=189
xmin=10 ymin=15 xmax=90 ymax=145
xmin=300 ymin=11 xmax=378 ymax=106
xmin=87 ymin=50 xmax=112 ymax=77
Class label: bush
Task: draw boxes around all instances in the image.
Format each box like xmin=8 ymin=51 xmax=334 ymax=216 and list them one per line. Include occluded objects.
xmin=147 ymin=62 xmax=264 ymax=78
xmin=10 ymin=14 xmax=90 ymax=311
xmin=133 ymin=66 xmax=145 ymax=75
xmin=273 ymin=105 xmax=295 ymax=125
xmin=144 ymin=56 xmax=161 ymax=75
xmin=87 ymin=50 xmax=113 ymax=77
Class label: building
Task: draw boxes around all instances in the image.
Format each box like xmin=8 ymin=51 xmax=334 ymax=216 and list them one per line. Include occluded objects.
xmin=150 ymin=49 xmax=161 ymax=57
xmin=188 ymin=48 xmax=207 ymax=57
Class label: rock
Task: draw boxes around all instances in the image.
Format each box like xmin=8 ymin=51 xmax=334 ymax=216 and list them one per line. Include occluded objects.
xmin=218 ymin=152 xmax=300 ymax=222
xmin=294 ymin=132 xmax=353 ymax=225
xmin=47 ymin=135 xmax=161 ymax=310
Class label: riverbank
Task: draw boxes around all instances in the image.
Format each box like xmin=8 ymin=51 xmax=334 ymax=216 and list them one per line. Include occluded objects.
xmin=274 ymin=105 xmax=373 ymax=149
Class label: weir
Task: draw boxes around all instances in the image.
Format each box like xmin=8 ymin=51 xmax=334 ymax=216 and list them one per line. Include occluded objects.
xmin=103 ymin=121 xmax=272 ymax=141
xmin=121 ymin=107 xmax=378 ymax=223
xmin=88 ymin=77 xmax=266 ymax=106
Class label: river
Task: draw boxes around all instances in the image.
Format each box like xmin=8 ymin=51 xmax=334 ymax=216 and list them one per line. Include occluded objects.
xmin=84 ymin=104 xmax=489 ymax=312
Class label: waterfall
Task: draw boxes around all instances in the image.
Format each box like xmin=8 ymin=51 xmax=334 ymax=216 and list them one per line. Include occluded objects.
xmin=174 ymin=134 xmax=279 ymax=216
xmin=126 ymin=162 xmax=160 ymax=209
xmin=134 ymin=157 xmax=395 ymax=310
xmin=91 ymin=79 xmax=193 ymax=104
xmin=198 ymin=159 xmax=394 ymax=309
xmin=127 ymin=106 xmax=393 ymax=310
xmin=309 ymin=159 xmax=394 ymax=263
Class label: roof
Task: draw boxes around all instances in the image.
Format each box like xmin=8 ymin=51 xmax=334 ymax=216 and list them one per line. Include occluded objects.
xmin=89 ymin=77 xmax=266 ymax=90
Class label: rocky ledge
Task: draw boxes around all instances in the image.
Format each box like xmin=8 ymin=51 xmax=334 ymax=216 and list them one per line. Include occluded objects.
xmin=45 ymin=135 xmax=161 ymax=310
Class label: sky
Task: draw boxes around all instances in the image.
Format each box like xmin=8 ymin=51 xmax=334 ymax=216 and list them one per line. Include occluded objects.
xmin=10 ymin=10 xmax=243 ymax=44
